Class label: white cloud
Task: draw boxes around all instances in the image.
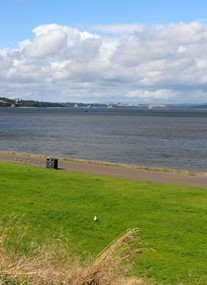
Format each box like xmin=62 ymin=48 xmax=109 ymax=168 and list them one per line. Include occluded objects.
xmin=90 ymin=24 xmax=145 ymax=34
xmin=1 ymin=22 xmax=207 ymax=103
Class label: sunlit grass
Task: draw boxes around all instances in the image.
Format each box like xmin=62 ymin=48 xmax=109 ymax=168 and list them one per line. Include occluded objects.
xmin=0 ymin=162 xmax=207 ymax=284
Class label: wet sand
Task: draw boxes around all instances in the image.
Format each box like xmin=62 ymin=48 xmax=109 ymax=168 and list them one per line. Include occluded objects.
xmin=0 ymin=150 xmax=207 ymax=189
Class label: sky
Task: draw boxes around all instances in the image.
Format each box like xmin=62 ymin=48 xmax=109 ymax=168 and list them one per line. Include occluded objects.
xmin=1 ymin=0 xmax=207 ymax=104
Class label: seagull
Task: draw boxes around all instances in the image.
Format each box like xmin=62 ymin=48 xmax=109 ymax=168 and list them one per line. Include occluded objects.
xmin=94 ymin=216 xmax=98 ymax=222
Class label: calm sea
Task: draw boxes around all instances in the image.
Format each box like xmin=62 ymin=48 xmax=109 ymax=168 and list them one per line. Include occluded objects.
xmin=0 ymin=107 xmax=207 ymax=172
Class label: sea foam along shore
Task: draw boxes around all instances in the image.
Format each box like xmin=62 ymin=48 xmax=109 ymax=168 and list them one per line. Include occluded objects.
xmin=0 ymin=149 xmax=207 ymax=189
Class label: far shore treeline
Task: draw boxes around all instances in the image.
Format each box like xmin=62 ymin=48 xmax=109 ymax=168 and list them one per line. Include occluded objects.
xmin=1 ymin=96 xmax=207 ymax=109
xmin=0 ymin=97 xmax=109 ymax=108
xmin=0 ymin=97 xmax=64 ymax=108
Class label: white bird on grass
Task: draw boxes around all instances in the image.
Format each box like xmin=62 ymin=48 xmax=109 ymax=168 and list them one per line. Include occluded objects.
xmin=94 ymin=216 xmax=98 ymax=222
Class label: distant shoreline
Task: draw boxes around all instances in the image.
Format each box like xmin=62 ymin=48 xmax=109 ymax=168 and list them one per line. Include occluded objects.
xmin=0 ymin=149 xmax=207 ymax=189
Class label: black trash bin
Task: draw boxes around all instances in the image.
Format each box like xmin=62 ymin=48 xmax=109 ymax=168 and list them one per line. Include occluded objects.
xmin=46 ymin=158 xmax=58 ymax=169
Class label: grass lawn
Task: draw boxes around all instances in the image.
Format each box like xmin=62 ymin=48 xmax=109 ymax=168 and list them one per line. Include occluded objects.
xmin=0 ymin=161 xmax=207 ymax=284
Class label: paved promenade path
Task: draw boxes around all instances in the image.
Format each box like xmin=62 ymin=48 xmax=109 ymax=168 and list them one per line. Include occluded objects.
xmin=0 ymin=150 xmax=207 ymax=189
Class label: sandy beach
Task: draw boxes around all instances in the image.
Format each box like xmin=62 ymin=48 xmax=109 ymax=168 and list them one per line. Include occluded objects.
xmin=0 ymin=150 xmax=207 ymax=189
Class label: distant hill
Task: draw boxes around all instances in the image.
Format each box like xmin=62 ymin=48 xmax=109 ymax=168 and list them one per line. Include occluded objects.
xmin=192 ymin=104 xmax=207 ymax=108
xmin=0 ymin=97 xmax=64 ymax=108
xmin=0 ymin=97 xmax=11 ymax=106
xmin=0 ymin=97 xmax=109 ymax=108
xmin=1 ymin=96 xmax=207 ymax=109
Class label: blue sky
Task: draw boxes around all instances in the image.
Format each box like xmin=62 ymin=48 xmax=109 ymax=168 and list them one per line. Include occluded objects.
xmin=2 ymin=0 xmax=207 ymax=48
xmin=0 ymin=0 xmax=207 ymax=47
xmin=1 ymin=0 xmax=207 ymax=103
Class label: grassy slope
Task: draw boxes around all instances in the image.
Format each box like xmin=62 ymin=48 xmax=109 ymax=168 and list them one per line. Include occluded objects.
xmin=0 ymin=162 xmax=207 ymax=284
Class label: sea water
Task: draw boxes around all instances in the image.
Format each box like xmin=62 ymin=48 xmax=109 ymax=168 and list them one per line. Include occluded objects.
xmin=0 ymin=107 xmax=207 ymax=172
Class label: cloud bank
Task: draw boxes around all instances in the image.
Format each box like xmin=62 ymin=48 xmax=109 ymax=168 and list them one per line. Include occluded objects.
xmin=1 ymin=22 xmax=207 ymax=103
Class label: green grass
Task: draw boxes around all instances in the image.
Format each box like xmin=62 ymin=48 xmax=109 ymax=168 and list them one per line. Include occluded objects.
xmin=0 ymin=161 xmax=207 ymax=284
